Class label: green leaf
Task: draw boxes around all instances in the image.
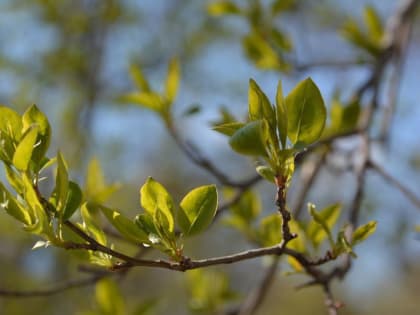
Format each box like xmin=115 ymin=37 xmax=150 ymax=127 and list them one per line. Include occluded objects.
xmin=276 ymin=80 xmax=288 ymax=148
xmin=12 ymin=126 xmax=39 ymax=171
xmin=100 ymin=205 xmax=148 ymax=244
xmin=81 ymin=202 xmax=107 ymax=245
xmin=55 ymin=151 xmax=69 ymax=213
xmin=21 ymin=105 xmax=51 ymax=164
xmin=21 ymin=174 xmax=53 ymax=238
xmin=272 ymin=0 xmax=295 ymax=14
xmin=0 ymin=105 xmax=22 ymax=141
xmin=270 ymin=28 xmax=292 ymax=52
xmin=285 ymin=78 xmax=326 ymax=146
xmin=207 ymin=1 xmax=241 ymax=16
xmin=307 ymin=203 xmax=341 ymax=249
xmin=256 ymin=165 xmax=275 ymax=183
xmin=96 ymin=278 xmax=125 ymax=315
xmin=248 ymin=79 xmax=275 ymax=128
xmin=212 ymin=122 xmax=245 ymax=136
xmin=165 ymin=58 xmax=180 ymax=104
xmin=135 ymin=213 xmax=160 ymax=243
xmin=0 ymin=183 xmax=32 ymax=225
xmin=341 ymin=19 xmax=381 ymax=56
xmin=364 ymin=5 xmax=383 ymax=42
xmin=62 ymin=181 xmax=83 ymax=220
xmin=242 ymin=32 xmax=290 ymax=71
xmin=352 ymin=221 xmax=377 ymax=246
xmin=229 ymin=120 xmax=268 ymax=156
xmin=119 ymin=92 xmax=165 ymax=113
xmin=140 ymin=177 xmax=175 ymax=233
xmin=334 ymin=227 xmax=356 ymax=258
xmin=129 ymin=64 xmax=150 ymax=92
xmin=4 ymin=165 xmax=24 ymax=193
xmin=179 ymin=185 xmax=218 ymax=236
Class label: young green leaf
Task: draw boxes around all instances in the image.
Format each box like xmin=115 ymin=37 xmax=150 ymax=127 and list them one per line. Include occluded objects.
xmin=248 ymin=79 xmax=275 ymax=127
xmin=213 ymin=122 xmax=245 ymax=136
xmin=21 ymin=174 xmax=53 ymax=238
xmin=229 ymin=120 xmax=268 ymax=156
xmin=256 ymin=165 xmax=276 ymax=183
xmin=306 ymin=203 xmax=341 ymax=249
xmin=0 ymin=183 xmax=32 ymax=225
xmin=62 ymin=181 xmax=83 ymax=220
xmin=207 ymin=1 xmax=241 ymax=16
xmin=352 ymin=221 xmax=377 ymax=246
xmin=81 ymin=202 xmax=107 ymax=245
xmin=179 ymin=185 xmax=218 ymax=236
xmin=21 ymin=105 xmax=51 ymax=163
xmin=165 ymin=58 xmax=180 ymax=104
xmin=364 ymin=5 xmax=383 ymax=42
xmin=140 ymin=177 xmax=175 ymax=233
xmin=285 ymin=78 xmax=326 ymax=146
xmin=100 ymin=205 xmax=149 ymax=244
xmin=129 ymin=64 xmax=150 ymax=92
xmin=120 ymin=92 xmax=165 ymax=113
xmin=276 ymin=80 xmax=288 ymax=148
xmin=12 ymin=126 xmax=39 ymax=171
xmin=0 ymin=105 xmax=22 ymax=141
xmin=55 ymin=151 xmax=69 ymax=213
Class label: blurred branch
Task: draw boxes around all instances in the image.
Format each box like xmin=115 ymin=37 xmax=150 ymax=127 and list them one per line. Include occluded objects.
xmin=294 ymin=59 xmax=371 ymax=72
xmin=0 ymin=275 xmax=104 ymax=298
xmin=368 ymin=160 xmax=420 ymax=209
xmin=166 ymin=120 xmax=261 ymax=188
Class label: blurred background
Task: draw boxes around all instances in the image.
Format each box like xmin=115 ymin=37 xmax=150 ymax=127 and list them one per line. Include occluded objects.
xmin=0 ymin=0 xmax=419 ymax=314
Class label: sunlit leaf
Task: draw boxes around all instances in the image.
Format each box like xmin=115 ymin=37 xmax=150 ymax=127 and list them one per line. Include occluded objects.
xmin=276 ymin=80 xmax=288 ymax=148
xmin=62 ymin=181 xmax=83 ymax=220
xmin=207 ymin=1 xmax=241 ymax=16
xmin=21 ymin=105 xmax=51 ymax=164
xmin=100 ymin=205 xmax=148 ymax=244
xmin=213 ymin=122 xmax=245 ymax=136
xmin=285 ymin=78 xmax=326 ymax=146
xmin=307 ymin=203 xmax=341 ymax=249
xmin=165 ymin=58 xmax=180 ymax=104
xmin=256 ymin=165 xmax=275 ymax=183
xmin=140 ymin=177 xmax=175 ymax=233
xmin=55 ymin=151 xmax=69 ymax=213
xmin=0 ymin=183 xmax=32 ymax=225
xmin=81 ymin=202 xmax=107 ymax=245
xmin=352 ymin=221 xmax=377 ymax=246
xmin=229 ymin=120 xmax=268 ymax=156
xmin=179 ymin=185 xmax=218 ymax=236
xmin=364 ymin=5 xmax=383 ymax=42
xmin=0 ymin=105 xmax=22 ymax=141
xmin=12 ymin=126 xmax=39 ymax=171
xmin=129 ymin=64 xmax=150 ymax=92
